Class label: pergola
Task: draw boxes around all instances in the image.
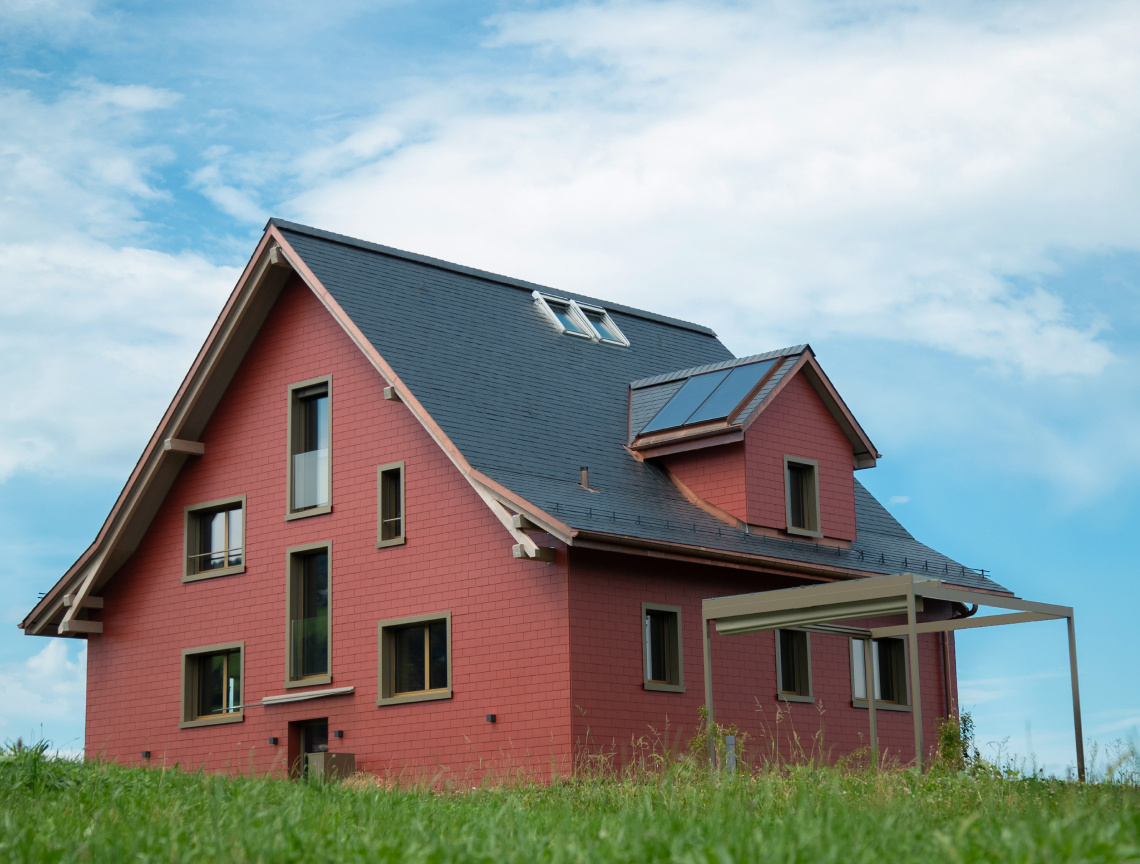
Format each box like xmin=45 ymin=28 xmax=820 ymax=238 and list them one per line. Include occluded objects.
xmin=701 ymin=572 xmax=1085 ymax=780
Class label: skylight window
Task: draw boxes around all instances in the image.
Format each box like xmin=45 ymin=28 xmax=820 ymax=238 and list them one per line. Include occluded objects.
xmin=640 ymin=359 xmax=777 ymax=434
xmin=532 ymin=292 xmax=630 ymax=346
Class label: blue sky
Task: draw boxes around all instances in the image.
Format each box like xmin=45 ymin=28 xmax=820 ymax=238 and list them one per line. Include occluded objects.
xmin=1 ymin=0 xmax=1137 ymax=773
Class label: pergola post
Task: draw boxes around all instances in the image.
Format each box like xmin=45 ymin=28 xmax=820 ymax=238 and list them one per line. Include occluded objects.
xmin=703 ymin=617 xmax=716 ymax=767
xmin=863 ymin=637 xmax=877 ymax=768
xmin=906 ymin=586 xmax=924 ymax=772
xmin=1067 ymin=614 xmax=1085 ymax=782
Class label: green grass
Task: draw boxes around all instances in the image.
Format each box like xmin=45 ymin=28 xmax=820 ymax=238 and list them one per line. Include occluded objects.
xmin=1 ymin=744 xmax=1138 ymax=863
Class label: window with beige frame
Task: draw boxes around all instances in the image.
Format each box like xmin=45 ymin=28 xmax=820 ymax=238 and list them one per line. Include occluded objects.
xmin=775 ymin=629 xmax=813 ymax=702
xmin=377 ymin=612 xmax=452 ymax=706
xmin=286 ymin=376 xmax=331 ymax=519
xmin=850 ymin=637 xmax=911 ymax=710
xmin=642 ymin=602 xmax=684 ymax=692
xmin=783 ymin=455 xmax=822 ymax=538
xmin=285 ymin=542 xmax=331 ymax=688
xmin=180 ymin=641 xmax=244 ymax=729
xmin=183 ymin=496 xmax=246 ymax=582
xmin=376 ymin=461 xmax=405 ymax=548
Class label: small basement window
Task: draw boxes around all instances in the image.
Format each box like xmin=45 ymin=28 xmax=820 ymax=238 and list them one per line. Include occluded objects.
xmin=851 ymin=637 xmax=910 ymax=707
xmin=183 ymin=496 xmax=245 ymax=582
xmin=180 ymin=642 xmax=244 ymax=728
xmin=377 ymin=612 xmax=452 ymax=705
xmin=377 ymin=461 xmax=405 ymax=548
xmin=642 ymin=603 xmax=684 ymax=692
xmin=784 ymin=455 xmax=821 ymax=537
xmin=775 ymin=629 xmax=812 ymax=702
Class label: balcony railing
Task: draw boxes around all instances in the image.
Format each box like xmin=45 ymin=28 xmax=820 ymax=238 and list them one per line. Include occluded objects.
xmin=293 ymin=449 xmax=329 ymax=511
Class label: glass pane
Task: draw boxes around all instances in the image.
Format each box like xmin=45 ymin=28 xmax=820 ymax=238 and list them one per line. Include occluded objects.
xmin=301 ymin=393 xmax=329 ymax=452
xmin=292 ymin=552 xmax=329 ymax=679
xmin=381 ymin=468 xmax=402 ymax=541
xmin=646 ymin=612 xmax=667 ymax=682
xmin=585 ymin=310 xmax=618 ymax=341
xmin=226 ymin=651 xmax=241 ymax=713
xmin=197 ymin=653 xmax=225 ymax=717
xmin=872 ymin=641 xmax=883 ymax=701
xmin=197 ymin=510 xmax=227 ymax=570
xmin=293 ymin=449 xmax=329 ymax=510
xmin=685 ymin=360 xmax=776 ymax=424
xmin=779 ymin=630 xmax=797 ymax=693
xmin=851 ymin=639 xmax=867 ymax=700
xmin=788 ymin=465 xmax=808 ymax=529
xmin=878 ymin=640 xmax=897 ymax=703
xmin=549 ymin=301 xmax=586 ymax=335
xmin=395 ymin=625 xmax=426 ymax=694
xmin=227 ymin=507 xmax=243 ymax=566
xmin=428 ymin=621 xmax=447 ymax=690
xmin=641 ymin=370 xmax=731 ymax=434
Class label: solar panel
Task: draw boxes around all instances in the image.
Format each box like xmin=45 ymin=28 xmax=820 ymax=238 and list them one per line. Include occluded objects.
xmin=685 ymin=360 xmax=776 ymax=424
xmin=640 ymin=369 xmax=730 ymax=433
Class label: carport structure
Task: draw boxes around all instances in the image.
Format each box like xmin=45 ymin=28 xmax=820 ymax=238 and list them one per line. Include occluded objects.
xmin=701 ymin=573 xmax=1085 ymax=780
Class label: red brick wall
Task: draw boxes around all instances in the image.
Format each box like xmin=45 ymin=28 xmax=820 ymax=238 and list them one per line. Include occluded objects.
xmin=745 ymin=373 xmax=858 ymax=540
xmin=86 ymin=276 xmax=573 ymax=781
xmin=660 ymin=442 xmax=747 ymax=522
xmin=568 ymin=547 xmax=957 ymax=769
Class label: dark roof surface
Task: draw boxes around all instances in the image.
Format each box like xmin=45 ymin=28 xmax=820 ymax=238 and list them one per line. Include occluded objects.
xmin=273 ymin=219 xmax=1006 ymax=593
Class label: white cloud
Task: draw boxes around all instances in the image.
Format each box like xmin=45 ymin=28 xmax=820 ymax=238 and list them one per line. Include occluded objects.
xmin=888 ymin=495 xmax=910 ymax=505
xmin=291 ymin=0 xmax=1134 ymax=381
xmin=0 ymin=639 xmax=86 ymax=748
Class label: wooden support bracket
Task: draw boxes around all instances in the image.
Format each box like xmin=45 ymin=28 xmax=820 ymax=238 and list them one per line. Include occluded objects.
xmin=58 ymin=620 xmax=103 ymax=635
xmin=513 ymin=544 xmax=554 ymax=562
xmin=511 ymin=513 xmax=542 ymax=531
xmin=64 ymin=594 xmax=104 ymax=609
xmin=163 ymin=438 xmax=205 ymax=456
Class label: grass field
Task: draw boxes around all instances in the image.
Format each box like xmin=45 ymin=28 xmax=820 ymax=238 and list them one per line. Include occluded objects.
xmin=2 ymin=741 xmax=1138 ymax=863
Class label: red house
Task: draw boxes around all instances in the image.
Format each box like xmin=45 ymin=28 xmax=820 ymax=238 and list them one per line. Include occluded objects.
xmin=20 ymin=220 xmax=1011 ymax=779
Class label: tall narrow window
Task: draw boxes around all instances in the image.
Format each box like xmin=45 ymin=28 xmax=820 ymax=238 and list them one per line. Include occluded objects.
xmin=183 ymin=497 xmax=245 ymax=582
xmin=180 ymin=642 xmax=244 ymax=728
xmin=287 ymin=545 xmax=330 ymax=685
xmin=784 ymin=456 xmax=821 ymax=537
xmin=377 ymin=461 xmax=405 ymax=547
xmin=851 ymin=637 xmax=909 ymax=706
xmin=288 ymin=379 xmax=331 ymax=516
xmin=377 ymin=612 xmax=452 ymax=705
xmin=642 ymin=603 xmax=684 ymax=692
xmin=776 ymin=629 xmax=812 ymax=701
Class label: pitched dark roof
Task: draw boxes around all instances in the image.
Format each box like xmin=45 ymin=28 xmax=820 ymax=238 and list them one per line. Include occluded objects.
xmin=272 ymin=219 xmax=1006 ymax=593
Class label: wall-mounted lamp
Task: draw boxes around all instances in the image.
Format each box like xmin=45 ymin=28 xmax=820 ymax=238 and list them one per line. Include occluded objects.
xmin=141 ymin=751 xmax=151 ymax=759
xmin=486 ymin=714 xmax=497 ymax=723
xmin=269 ymin=737 xmax=279 ymax=746
xmin=333 ymin=730 xmax=344 ymax=739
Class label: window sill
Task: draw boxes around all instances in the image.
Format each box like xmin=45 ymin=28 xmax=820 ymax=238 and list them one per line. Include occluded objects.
xmin=376 ymin=537 xmax=406 ymax=549
xmin=852 ymin=699 xmax=912 ymax=712
xmin=179 ymin=711 xmax=243 ymax=730
xmin=785 ymin=526 xmax=824 ymax=539
xmin=285 ymin=505 xmax=332 ymax=522
xmin=377 ymin=688 xmax=452 ymax=707
xmin=644 ymin=681 xmax=685 ymax=693
xmin=283 ymin=674 xmax=333 ymax=689
xmin=182 ymin=564 xmax=245 ymax=583
xmin=777 ymin=693 xmax=815 ymax=704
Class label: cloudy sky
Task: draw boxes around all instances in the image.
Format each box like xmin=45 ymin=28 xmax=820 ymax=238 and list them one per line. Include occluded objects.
xmin=1 ymin=0 xmax=1137 ymax=772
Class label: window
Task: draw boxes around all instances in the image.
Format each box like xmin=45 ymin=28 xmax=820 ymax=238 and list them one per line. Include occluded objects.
xmin=784 ymin=455 xmax=821 ymax=537
xmin=851 ymin=637 xmax=910 ymax=707
xmin=376 ymin=461 xmax=405 ymax=548
xmin=287 ymin=377 xmax=331 ymax=518
xmin=775 ymin=629 xmax=812 ymax=702
xmin=377 ymin=612 xmax=452 ymax=705
xmin=532 ymin=291 xmax=630 ymax=346
xmin=183 ymin=496 xmax=245 ymax=582
xmin=180 ymin=642 xmax=244 ymax=728
xmin=642 ymin=603 xmax=684 ymax=692
xmin=286 ymin=544 xmax=331 ymax=687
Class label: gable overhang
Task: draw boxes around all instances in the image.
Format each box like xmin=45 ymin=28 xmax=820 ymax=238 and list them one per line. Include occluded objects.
xmin=21 ymin=225 xmax=576 ymax=638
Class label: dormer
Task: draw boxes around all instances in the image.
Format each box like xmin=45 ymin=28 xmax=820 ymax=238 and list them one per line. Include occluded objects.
xmin=629 ymin=346 xmax=880 ymax=543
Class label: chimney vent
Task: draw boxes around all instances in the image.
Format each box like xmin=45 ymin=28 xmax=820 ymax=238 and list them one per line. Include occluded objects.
xmin=580 ymin=467 xmax=589 ymax=489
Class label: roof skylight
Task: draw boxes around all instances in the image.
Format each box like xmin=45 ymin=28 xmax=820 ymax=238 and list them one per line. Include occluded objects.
xmin=641 ymin=359 xmax=777 ymax=434
xmin=533 ymin=292 xmax=630 ymax=346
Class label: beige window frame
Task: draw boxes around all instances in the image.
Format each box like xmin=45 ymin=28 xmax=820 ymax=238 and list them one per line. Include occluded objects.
xmin=783 ymin=455 xmax=822 ymax=538
xmin=285 ymin=375 xmax=332 ymax=521
xmin=774 ymin=629 xmax=813 ymax=703
xmin=376 ymin=611 xmax=452 ymax=706
xmin=179 ymin=641 xmax=245 ymax=729
xmin=376 ymin=461 xmax=406 ymax=548
xmin=182 ymin=495 xmax=247 ymax=582
xmin=642 ymin=602 xmax=685 ymax=693
xmin=284 ymin=541 xmax=332 ymax=689
xmin=850 ymin=637 xmax=912 ymax=712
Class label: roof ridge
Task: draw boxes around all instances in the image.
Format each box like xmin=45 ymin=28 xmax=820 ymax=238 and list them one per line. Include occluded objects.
xmin=268 ymin=218 xmax=717 ymax=337
xmin=630 ymin=345 xmax=808 ymax=389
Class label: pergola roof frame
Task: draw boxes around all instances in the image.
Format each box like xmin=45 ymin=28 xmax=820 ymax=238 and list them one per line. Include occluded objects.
xmin=700 ymin=573 xmax=1084 ymax=780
